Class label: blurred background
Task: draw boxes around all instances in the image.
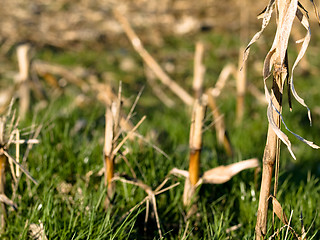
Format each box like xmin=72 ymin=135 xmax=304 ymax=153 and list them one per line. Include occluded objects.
xmin=1 ymin=0 xmax=320 ymax=239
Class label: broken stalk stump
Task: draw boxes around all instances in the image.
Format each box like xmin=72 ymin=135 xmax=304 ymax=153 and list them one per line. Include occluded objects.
xmin=104 ymin=104 xmax=117 ymax=204
xmin=184 ymin=99 xmax=206 ymax=206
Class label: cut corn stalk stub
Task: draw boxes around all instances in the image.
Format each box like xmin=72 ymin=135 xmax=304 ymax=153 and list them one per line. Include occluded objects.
xmin=244 ymin=0 xmax=320 ymax=159
xmin=188 ymin=99 xmax=206 ymax=186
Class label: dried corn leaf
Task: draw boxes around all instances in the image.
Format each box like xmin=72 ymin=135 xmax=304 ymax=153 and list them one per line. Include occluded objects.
xmin=29 ymin=220 xmax=48 ymax=240
xmin=275 ymin=0 xmax=297 ymax=64
xmin=271 ymin=196 xmax=288 ymax=225
xmin=170 ymin=168 xmax=189 ymax=178
xmin=290 ymin=7 xmax=311 ymax=123
xmin=309 ymin=0 xmax=320 ymax=24
xmin=259 ymin=0 xmax=320 ymax=159
xmin=0 ymin=194 xmax=17 ymax=209
xmin=243 ymin=0 xmax=275 ymax=65
xmin=202 ymin=158 xmax=259 ymax=184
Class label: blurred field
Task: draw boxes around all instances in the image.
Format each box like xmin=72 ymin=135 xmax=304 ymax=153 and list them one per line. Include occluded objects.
xmin=1 ymin=0 xmax=320 ymax=239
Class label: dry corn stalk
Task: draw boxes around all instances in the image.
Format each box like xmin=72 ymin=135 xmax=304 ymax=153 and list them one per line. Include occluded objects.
xmin=16 ymin=43 xmax=31 ymax=120
xmin=103 ymin=84 xmax=146 ymax=207
xmin=144 ymin=65 xmax=175 ymax=108
xmin=183 ymin=99 xmax=206 ymax=206
xmin=193 ymin=42 xmax=205 ymax=99
xmin=183 ymin=43 xmax=206 ymax=206
xmin=104 ymin=106 xmax=116 ymax=196
xmin=114 ymin=9 xmax=194 ymax=106
xmin=243 ymin=0 xmax=320 ymax=238
xmin=206 ymin=91 xmax=233 ymax=157
xmin=236 ymin=46 xmax=247 ymax=123
xmin=188 ymin=114 xmax=203 ymax=185
xmin=206 ymin=63 xmax=235 ymax=156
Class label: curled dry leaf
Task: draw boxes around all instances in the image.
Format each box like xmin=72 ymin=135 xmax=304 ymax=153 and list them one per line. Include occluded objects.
xmin=29 ymin=220 xmax=48 ymax=240
xmin=170 ymin=168 xmax=189 ymax=178
xmin=243 ymin=0 xmax=275 ymax=65
xmin=201 ymin=158 xmax=259 ymax=184
xmin=270 ymin=196 xmax=288 ymax=225
xmin=244 ymin=0 xmax=320 ymax=159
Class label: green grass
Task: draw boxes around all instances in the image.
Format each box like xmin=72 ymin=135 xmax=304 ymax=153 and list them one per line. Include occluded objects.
xmin=2 ymin=29 xmax=320 ymax=239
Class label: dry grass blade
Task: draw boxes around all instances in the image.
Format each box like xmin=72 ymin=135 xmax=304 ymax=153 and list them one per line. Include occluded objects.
xmin=125 ymin=86 xmax=143 ymax=124
xmin=300 ymin=212 xmax=306 ymax=239
xmin=132 ymin=132 xmax=170 ymax=159
xmin=182 ymin=220 xmax=190 ymax=240
xmin=236 ymin=46 xmax=247 ymax=123
xmin=29 ymin=220 xmax=48 ymax=240
xmin=3 ymin=151 xmax=38 ymax=185
xmin=201 ymin=158 xmax=259 ymax=184
xmin=285 ymin=210 xmax=294 ymax=239
xmin=112 ymin=115 xmax=146 ymax=156
xmin=113 ymin=176 xmax=179 ymax=239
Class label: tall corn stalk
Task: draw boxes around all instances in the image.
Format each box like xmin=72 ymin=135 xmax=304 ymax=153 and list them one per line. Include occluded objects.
xmin=243 ymin=0 xmax=320 ymax=238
